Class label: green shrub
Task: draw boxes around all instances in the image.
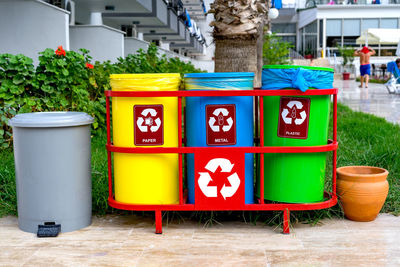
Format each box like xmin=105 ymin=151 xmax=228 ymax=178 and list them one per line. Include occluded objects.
xmin=35 ymin=47 xmax=105 ymax=129
xmin=0 ymin=44 xmax=203 ymax=148
xmin=116 ymin=44 xmax=202 ymax=75
xmin=0 ymin=54 xmax=38 ymax=148
xmin=336 ymin=45 xmax=355 ymax=72
xmin=164 ymin=57 xmax=201 ymax=75
xmin=263 ymin=33 xmax=294 ymax=65
xmin=117 ymin=44 xmax=168 ymax=73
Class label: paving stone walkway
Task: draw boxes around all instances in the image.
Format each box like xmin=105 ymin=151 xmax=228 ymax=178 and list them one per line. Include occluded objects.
xmin=336 ymin=79 xmax=400 ymax=124
xmin=0 ymin=214 xmax=399 ymax=266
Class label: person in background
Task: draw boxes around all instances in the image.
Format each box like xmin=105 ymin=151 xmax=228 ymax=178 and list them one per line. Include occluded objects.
xmin=354 ymin=46 xmax=376 ymax=88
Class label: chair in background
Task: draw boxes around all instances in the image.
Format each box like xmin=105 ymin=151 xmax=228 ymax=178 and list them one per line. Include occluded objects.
xmin=385 ymin=61 xmax=400 ymax=94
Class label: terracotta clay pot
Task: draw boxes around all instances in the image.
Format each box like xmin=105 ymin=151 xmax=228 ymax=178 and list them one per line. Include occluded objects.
xmin=337 ymin=166 xmax=389 ymax=222
xmin=342 ymin=72 xmax=350 ymax=80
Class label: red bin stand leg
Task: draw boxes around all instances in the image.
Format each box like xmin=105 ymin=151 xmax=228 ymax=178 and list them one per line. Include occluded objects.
xmin=283 ymin=209 xmax=290 ymax=234
xmin=155 ymin=210 xmax=162 ymax=234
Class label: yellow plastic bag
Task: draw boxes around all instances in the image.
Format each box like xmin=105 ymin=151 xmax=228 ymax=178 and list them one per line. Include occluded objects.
xmin=110 ymin=74 xmax=181 ymax=204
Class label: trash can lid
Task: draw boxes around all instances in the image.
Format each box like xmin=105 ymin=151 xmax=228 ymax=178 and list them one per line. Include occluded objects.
xmin=263 ymin=65 xmax=334 ymax=72
xmin=110 ymin=73 xmax=181 ymax=79
xmin=9 ymin=112 xmax=94 ymax=128
xmin=184 ymin=72 xmax=254 ymax=78
xmin=110 ymin=73 xmax=181 ymax=91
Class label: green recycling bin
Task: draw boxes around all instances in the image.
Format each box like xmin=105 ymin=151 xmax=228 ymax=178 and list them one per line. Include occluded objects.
xmin=258 ymin=65 xmax=334 ymax=203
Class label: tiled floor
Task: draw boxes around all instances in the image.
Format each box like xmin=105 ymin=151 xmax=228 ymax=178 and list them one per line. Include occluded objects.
xmin=0 ymin=214 xmax=399 ymax=266
xmin=336 ymin=79 xmax=400 ymax=124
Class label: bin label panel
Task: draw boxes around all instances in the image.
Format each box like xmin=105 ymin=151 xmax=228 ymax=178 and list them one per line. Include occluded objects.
xmin=134 ymin=105 xmax=163 ymax=146
xmin=206 ymin=104 xmax=236 ymax=146
xmin=278 ymin=97 xmax=310 ymax=139
xmin=195 ymin=152 xmax=245 ymax=209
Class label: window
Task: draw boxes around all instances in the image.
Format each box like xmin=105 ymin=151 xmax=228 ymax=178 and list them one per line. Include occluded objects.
xmin=121 ymin=25 xmax=133 ymax=37
xmin=343 ymin=37 xmax=359 ymax=47
xmin=271 ymin=23 xmax=296 ymax=34
xmin=327 ymin=37 xmax=341 ymax=48
xmin=271 ymin=23 xmax=297 ymax=49
xmin=280 ymin=36 xmax=296 ymax=47
xmin=326 ymin=19 xmax=341 ymax=36
xmin=304 ymin=21 xmax=317 ymax=33
xmin=319 ymin=20 xmax=323 ymax=47
xmin=361 ymin=19 xmax=379 ymax=32
xmin=343 ymin=19 xmax=360 ymax=37
xmin=381 ymin=18 xmax=398 ymax=29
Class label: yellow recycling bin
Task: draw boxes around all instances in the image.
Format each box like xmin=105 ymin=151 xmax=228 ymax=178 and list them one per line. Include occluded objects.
xmin=110 ymin=74 xmax=180 ymax=204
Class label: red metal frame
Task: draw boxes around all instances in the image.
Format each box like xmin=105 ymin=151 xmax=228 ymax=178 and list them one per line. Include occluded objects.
xmin=105 ymin=88 xmax=338 ymax=234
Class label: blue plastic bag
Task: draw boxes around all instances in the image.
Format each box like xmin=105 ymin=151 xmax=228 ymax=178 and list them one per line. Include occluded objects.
xmin=261 ymin=67 xmax=334 ymax=92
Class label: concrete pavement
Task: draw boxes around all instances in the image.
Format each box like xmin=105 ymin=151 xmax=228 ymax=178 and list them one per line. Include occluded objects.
xmin=0 ymin=214 xmax=399 ymax=266
xmin=336 ymin=79 xmax=400 ymax=124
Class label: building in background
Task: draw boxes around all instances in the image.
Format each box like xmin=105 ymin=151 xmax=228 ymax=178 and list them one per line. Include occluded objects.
xmin=0 ymin=0 xmax=215 ymax=71
xmin=272 ymin=0 xmax=400 ymax=59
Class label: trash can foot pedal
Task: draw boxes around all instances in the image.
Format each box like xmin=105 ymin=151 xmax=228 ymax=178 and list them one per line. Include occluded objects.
xmin=37 ymin=222 xmax=61 ymax=237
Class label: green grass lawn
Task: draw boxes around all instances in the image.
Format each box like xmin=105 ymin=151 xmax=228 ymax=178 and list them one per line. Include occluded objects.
xmin=1 ymin=103 xmax=399 ymax=223
xmin=335 ymin=104 xmax=400 ymax=215
xmin=355 ymin=77 xmax=387 ymax=84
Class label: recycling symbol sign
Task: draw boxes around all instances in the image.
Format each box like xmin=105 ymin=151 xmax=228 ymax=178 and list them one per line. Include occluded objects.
xmin=208 ymin=108 xmax=234 ymax=132
xmin=195 ymin=152 xmax=245 ymax=208
xmin=198 ymin=158 xmax=240 ymax=199
xmin=206 ymin=104 xmax=236 ymax=146
xmin=137 ymin=108 xmax=162 ymax=133
xmin=278 ymin=97 xmax=310 ymax=139
xmin=281 ymin=101 xmax=307 ymax=125
xmin=134 ymin=105 xmax=163 ymax=146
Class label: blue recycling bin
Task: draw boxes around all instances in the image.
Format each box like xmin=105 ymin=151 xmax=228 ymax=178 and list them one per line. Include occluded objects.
xmin=185 ymin=72 xmax=254 ymax=204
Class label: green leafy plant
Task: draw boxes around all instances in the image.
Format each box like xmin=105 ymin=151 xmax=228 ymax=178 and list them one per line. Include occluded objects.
xmin=116 ymin=44 xmax=167 ymax=73
xmin=116 ymin=43 xmax=202 ymax=75
xmin=0 ymin=44 xmax=203 ymax=148
xmin=304 ymin=45 xmax=314 ymax=59
xmin=263 ymin=33 xmax=294 ymax=65
xmin=337 ymin=45 xmax=355 ymax=73
xmin=34 ymin=47 xmax=105 ymax=129
xmin=304 ymin=46 xmax=313 ymax=56
xmin=0 ymin=54 xmax=38 ymax=148
xmin=164 ymin=57 xmax=201 ymax=75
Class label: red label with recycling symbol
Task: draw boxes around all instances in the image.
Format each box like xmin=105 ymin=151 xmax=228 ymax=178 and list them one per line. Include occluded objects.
xmin=278 ymin=97 xmax=310 ymax=139
xmin=134 ymin=105 xmax=163 ymax=146
xmin=206 ymin=104 xmax=236 ymax=146
xmin=195 ymin=152 xmax=245 ymax=209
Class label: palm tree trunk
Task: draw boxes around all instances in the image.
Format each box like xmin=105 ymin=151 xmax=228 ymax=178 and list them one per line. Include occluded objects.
xmin=214 ymin=37 xmax=257 ymax=71
xmin=214 ymin=36 xmax=263 ymax=87
xmin=256 ymin=23 xmax=265 ymax=88
xmin=210 ymin=0 xmax=267 ymax=87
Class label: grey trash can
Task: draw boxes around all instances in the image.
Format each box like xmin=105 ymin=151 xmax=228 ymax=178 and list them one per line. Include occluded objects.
xmin=9 ymin=112 xmax=94 ymax=234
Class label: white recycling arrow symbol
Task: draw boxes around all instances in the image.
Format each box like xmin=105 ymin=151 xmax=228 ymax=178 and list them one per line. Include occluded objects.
xmin=198 ymin=158 xmax=240 ymax=199
xmin=220 ymin=173 xmax=240 ymax=200
xmin=205 ymin=158 xmax=234 ymax=173
xmin=208 ymin=108 xmax=233 ymax=132
xmin=213 ymin=108 xmax=229 ymax=117
xmin=208 ymin=117 xmax=219 ymax=132
xmin=136 ymin=117 xmax=148 ymax=132
xmin=281 ymin=100 xmax=307 ymax=125
xmin=142 ymin=108 xmax=157 ymax=117
xmin=136 ymin=108 xmax=161 ymax=133
xmin=198 ymin=172 xmax=217 ymax=197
